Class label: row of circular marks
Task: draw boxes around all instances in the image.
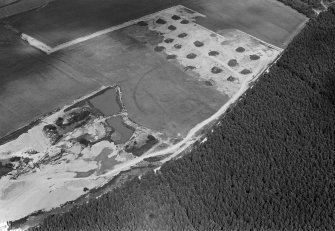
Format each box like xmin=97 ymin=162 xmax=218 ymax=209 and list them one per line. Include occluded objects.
xmin=163 ymin=37 xmax=203 ymax=47
xmin=156 ymin=16 xmax=190 ymax=25
xmin=155 ymin=45 xmax=259 ymax=64
xmin=160 ymin=33 xmax=259 ymax=60
xmin=154 ymin=48 xmax=251 ymax=75
xmin=136 ymin=21 xmax=255 ymax=56
xmin=137 ymin=17 xmax=189 ymax=33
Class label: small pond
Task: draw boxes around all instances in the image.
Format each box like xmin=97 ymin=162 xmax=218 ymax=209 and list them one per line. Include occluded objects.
xmin=90 ymin=88 xmax=121 ymax=116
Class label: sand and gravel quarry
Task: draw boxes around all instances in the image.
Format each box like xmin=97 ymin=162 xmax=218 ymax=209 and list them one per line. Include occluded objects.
xmin=0 ymin=0 xmax=307 ymax=227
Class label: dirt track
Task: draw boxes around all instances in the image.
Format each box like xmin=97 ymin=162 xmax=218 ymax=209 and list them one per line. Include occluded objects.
xmin=0 ymin=1 xmax=304 ymax=224
xmin=6 ymin=0 xmax=307 ymax=48
xmin=0 ymin=0 xmax=307 ymax=139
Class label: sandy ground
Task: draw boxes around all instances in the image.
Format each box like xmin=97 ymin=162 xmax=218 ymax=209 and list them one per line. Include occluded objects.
xmin=0 ymin=2 xmax=306 ymax=225
xmin=127 ymin=6 xmax=281 ymax=97
xmin=0 ymin=87 xmax=164 ymax=223
xmin=0 ymin=0 xmax=307 ymax=139
xmin=0 ymin=6 xmax=284 ymax=224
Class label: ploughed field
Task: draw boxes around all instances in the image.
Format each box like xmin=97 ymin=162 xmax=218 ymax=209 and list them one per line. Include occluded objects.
xmin=0 ymin=0 xmax=306 ymax=226
xmin=0 ymin=0 xmax=53 ymax=19
xmin=0 ymin=0 xmax=307 ymax=139
xmin=7 ymin=0 xmax=307 ymax=48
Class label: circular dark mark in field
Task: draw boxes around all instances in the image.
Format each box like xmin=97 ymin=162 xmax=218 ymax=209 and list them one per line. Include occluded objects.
xmin=210 ymin=33 xmax=217 ymax=37
xmin=154 ymin=46 xmax=165 ymax=52
xmin=164 ymin=38 xmax=174 ymax=43
xmin=185 ymin=66 xmax=196 ymax=71
xmin=174 ymin=44 xmax=182 ymax=49
xmin=178 ymin=33 xmax=188 ymax=38
xmin=166 ymin=54 xmax=177 ymax=60
xmin=186 ymin=53 xmax=197 ymax=59
xmin=250 ymin=54 xmax=260 ymax=60
xmin=168 ymin=25 xmax=177 ymax=31
xmin=171 ymin=15 xmax=181 ymax=20
xmin=227 ymin=59 xmax=238 ymax=67
xmin=211 ymin=67 xmax=223 ymax=74
xmin=137 ymin=21 xmax=148 ymax=26
xmin=180 ymin=19 xmax=189 ymax=24
xmin=193 ymin=41 xmax=204 ymax=47
xmin=236 ymin=47 xmax=245 ymax=52
xmin=227 ymin=76 xmax=236 ymax=82
xmin=156 ymin=18 xmax=167 ymax=24
xmin=208 ymin=51 xmax=219 ymax=56
xmin=240 ymin=69 xmax=251 ymax=75
xmin=205 ymin=80 xmax=214 ymax=86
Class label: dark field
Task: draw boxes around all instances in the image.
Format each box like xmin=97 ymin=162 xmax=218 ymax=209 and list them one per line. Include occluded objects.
xmin=59 ymin=28 xmax=227 ymax=137
xmin=0 ymin=0 xmax=307 ymax=138
xmin=30 ymin=8 xmax=335 ymax=231
xmin=7 ymin=0 xmax=177 ymax=47
xmin=0 ymin=27 xmax=102 ymax=138
xmin=0 ymin=23 xmax=226 ymax=138
xmin=7 ymin=0 xmax=307 ymax=48
xmin=0 ymin=0 xmax=51 ymax=19
xmin=187 ymin=0 xmax=308 ymax=47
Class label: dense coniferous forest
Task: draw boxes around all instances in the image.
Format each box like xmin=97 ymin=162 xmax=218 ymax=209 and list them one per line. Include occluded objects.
xmin=278 ymin=0 xmax=321 ymax=16
xmin=30 ymin=6 xmax=335 ymax=231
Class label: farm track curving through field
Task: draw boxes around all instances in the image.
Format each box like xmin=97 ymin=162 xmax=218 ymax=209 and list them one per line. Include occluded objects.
xmin=53 ymin=51 xmax=282 ymax=184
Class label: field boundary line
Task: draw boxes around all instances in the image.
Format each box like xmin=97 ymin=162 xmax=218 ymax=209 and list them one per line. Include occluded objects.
xmin=20 ymin=4 xmax=282 ymax=54
xmin=236 ymin=29 xmax=283 ymax=51
xmin=187 ymin=19 xmax=283 ymax=52
xmin=21 ymin=5 xmax=205 ymax=54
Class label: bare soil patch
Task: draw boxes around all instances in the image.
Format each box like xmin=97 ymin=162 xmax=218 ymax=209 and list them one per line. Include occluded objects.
xmin=154 ymin=46 xmax=166 ymax=52
xmin=227 ymin=59 xmax=238 ymax=67
xmin=194 ymin=41 xmax=204 ymax=47
xmin=204 ymin=80 xmax=214 ymax=86
xmin=240 ymin=69 xmax=252 ymax=75
xmin=178 ymin=33 xmax=188 ymax=38
xmin=164 ymin=38 xmax=174 ymax=43
xmin=208 ymin=51 xmax=219 ymax=56
xmin=166 ymin=54 xmax=177 ymax=60
xmin=156 ymin=18 xmax=167 ymax=24
xmin=171 ymin=15 xmax=181 ymax=20
xmin=186 ymin=53 xmax=197 ymax=59
xmin=235 ymin=47 xmax=245 ymax=52
xmin=250 ymin=54 xmax=260 ymax=60
xmin=211 ymin=67 xmax=223 ymax=74
xmin=168 ymin=25 xmax=177 ymax=31
xmin=184 ymin=66 xmax=196 ymax=71
xmin=227 ymin=76 xmax=237 ymax=82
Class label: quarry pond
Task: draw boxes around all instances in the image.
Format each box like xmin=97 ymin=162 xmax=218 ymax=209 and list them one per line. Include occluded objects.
xmin=0 ymin=0 xmax=308 ymax=228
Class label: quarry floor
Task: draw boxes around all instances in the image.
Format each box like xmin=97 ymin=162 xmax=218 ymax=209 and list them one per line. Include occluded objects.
xmin=0 ymin=0 xmax=308 ymax=226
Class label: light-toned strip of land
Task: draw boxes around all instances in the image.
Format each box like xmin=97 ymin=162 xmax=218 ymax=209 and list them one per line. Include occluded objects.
xmin=73 ymin=50 xmax=283 ymax=181
xmin=21 ymin=5 xmax=206 ymax=54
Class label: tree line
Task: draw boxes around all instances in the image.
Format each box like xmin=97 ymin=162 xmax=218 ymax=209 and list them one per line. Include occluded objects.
xmin=30 ymin=6 xmax=335 ymax=231
xmin=278 ymin=0 xmax=322 ymax=17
